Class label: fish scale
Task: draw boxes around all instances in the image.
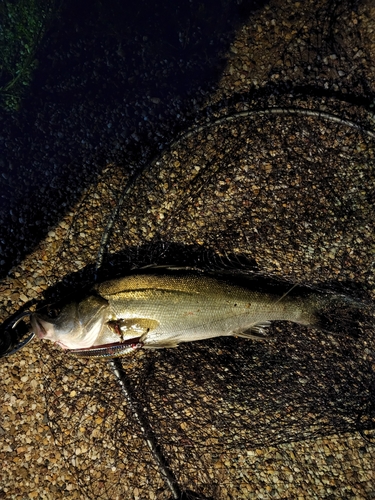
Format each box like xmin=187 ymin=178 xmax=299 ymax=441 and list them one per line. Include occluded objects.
xmin=99 ymin=273 xmax=314 ymax=347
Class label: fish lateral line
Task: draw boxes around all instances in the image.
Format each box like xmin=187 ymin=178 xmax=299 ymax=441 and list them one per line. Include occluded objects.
xmin=99 ymin=288 xmax=202 ymax=300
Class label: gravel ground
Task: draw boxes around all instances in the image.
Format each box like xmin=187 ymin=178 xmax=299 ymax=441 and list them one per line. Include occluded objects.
xmin=1 ymin=0 xmax=375 ymax=499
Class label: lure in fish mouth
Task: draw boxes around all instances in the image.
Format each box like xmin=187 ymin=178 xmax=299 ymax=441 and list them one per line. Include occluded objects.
xmin=29 ymin=268 xmax=367 ymax=357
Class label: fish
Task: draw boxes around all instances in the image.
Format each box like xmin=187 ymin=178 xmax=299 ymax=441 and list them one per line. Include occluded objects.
xmin=30 ymin=268 xmax=364 ymax=356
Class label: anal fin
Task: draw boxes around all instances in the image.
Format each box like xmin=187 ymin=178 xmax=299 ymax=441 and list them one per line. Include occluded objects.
xmin=234 ymin=321 xmax=273 ymax=340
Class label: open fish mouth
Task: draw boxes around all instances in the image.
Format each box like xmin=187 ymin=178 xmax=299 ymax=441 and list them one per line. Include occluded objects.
xmin=30 ymin=314 xmax=48 ymax=339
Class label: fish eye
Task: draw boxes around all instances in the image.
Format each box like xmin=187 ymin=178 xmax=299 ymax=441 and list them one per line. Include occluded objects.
xmin=45 ymin=306 xmax=62 ymax=319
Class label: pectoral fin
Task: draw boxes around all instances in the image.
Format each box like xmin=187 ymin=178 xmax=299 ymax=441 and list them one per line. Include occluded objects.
xmin=107 ymin=318 xmax=159 ymax=338
xmin=234 ymin=321 xmax=273 ymax=340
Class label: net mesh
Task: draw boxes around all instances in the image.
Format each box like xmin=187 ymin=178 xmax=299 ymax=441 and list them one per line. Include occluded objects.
xmin=1 ymin=0 xmax=375 ymax=499
xmin=38 ymin=100 xmax=375 ymax=499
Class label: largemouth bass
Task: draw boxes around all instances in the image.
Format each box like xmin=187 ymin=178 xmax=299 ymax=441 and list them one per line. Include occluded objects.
xmin=30 ymin=269 xmax=361 ymax=355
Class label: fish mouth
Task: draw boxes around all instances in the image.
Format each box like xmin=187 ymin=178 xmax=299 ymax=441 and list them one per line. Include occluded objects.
xmin=30 ymin=314 xmax=47 ymax=339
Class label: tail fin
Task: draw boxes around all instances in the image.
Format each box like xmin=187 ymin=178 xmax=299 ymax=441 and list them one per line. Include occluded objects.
xmin=312 ymin=293 xmax=373 ymax=338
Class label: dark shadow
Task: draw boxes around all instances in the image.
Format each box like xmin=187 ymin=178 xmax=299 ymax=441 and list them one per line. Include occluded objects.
xmin=0 ymin=0 xmax=269 ymax=277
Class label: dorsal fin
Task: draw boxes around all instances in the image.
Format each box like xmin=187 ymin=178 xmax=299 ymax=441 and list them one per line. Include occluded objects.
xmin=137 ymin=264 xmax=200 ymax=272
